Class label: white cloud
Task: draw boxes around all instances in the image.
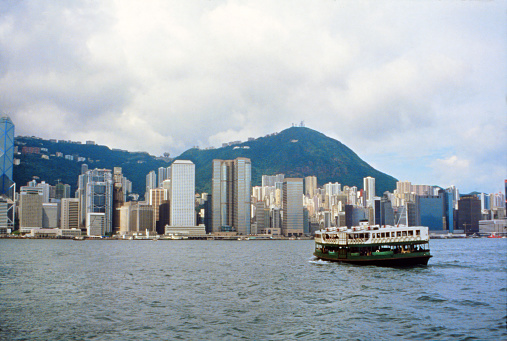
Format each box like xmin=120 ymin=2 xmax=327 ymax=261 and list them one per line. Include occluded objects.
xmin=0 ymin=0 xmax=505 ymax=193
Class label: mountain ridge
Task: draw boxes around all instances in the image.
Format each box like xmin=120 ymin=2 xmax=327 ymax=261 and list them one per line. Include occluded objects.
xmin=13 ymin=127 xmax=398 ymax=197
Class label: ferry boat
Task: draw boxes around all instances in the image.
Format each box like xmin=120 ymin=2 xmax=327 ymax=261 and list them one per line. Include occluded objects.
xmin=314 ymin=222 xmax=432 ymax=266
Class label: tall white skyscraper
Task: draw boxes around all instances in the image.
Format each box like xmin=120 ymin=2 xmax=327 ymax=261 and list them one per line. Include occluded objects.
xmin=363 ymin=176 xmax=375 ymax=207
xmin=170 ymin=160 xmax=195 ymax=227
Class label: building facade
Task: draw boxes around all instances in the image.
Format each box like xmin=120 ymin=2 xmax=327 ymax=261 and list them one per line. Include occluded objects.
xmin=211 ymin=158 xmax=251 ymax=234
xmin=282 ymin=178 xmax=304 ymax=237
xmin=170 ymin=160 xmax=195 ymax=227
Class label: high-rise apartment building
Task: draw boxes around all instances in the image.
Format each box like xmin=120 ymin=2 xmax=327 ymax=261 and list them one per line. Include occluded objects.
xmin=304 ymin=176 xmax=317 ymax=197
xmin=170 ymin=160 xmax=195 ymax=227
xmin=158 ymin=167 xmax=167 ymax=188
xmin=282 ymin=178 xmax=304 ymax=237
xmin=146 ymin=170 xmax=157 ymax=194
xmin=262 ymin=174 xmax=284 ymax=187
xmin=211 ymin=158 xmax=251 ymax=234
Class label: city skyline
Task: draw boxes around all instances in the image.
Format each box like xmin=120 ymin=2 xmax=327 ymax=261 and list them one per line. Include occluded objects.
xmin=0 ymin=1 xmax=505 ymax=194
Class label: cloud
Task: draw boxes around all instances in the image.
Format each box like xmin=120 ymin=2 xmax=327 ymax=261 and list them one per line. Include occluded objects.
xmin=0 ymin=0 xmax=505 ymax=193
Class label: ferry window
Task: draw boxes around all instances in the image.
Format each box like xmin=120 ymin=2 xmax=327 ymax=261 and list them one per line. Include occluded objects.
xmin=359 ymin=233 xmax=364 ymax=239
xmin=402 ymin=231 xmax=407 ymax=236
xmin=416 ymin=230 xmax=420 ymax=236
xmin=408 ymin=231 xmax=413 ymax=236
xmin=376 ymin=233 xmax=380 ymax=238
xmin=397 ymin=231 xmax=401 ymax=237
xmin=381 ymin=233 xmax=385 ymax=238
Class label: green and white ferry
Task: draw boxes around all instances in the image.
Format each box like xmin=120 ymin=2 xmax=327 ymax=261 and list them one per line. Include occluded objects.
xmin=314 ymin=221 xmax=432 ymax=266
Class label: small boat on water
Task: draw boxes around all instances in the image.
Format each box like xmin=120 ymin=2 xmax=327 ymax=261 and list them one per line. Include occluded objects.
xmin=314 ymin=221 xmax=432 ymax=266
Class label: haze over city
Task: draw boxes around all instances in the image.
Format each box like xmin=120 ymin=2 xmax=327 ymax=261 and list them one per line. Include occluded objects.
xmin=0 ymin=0 xmax=505 ymax=193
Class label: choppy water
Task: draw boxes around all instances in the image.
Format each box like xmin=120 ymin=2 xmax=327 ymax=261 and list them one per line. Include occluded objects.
xmin=0 ymin=238 xmax=505 ymax=340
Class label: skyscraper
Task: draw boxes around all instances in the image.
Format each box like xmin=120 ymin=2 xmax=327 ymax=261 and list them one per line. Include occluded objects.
xmin=61 ymin=198 xmax=79 ymax=229
xmin=0 ymin=116 xmax=14 ymax=199
xmin=158 ymin=167 xmax=167 ymax=188
xmin=282 ymin=178 xmax=304 ymax=237
xmin=170 ymin=160 xmax=195 ymax=227
xmin=211 ymin=158 xmax=251 ymax=234
xmin=304 ymin=176 xmax=317 ymax=197
xmin=363 ymin=176 xmax=375 ymax=207
xmin=146 ymin=170 xmax=157 ymax=194
xmin=83 ymin=169 xmax=113 ymax=235
xmin=457 ymin=195 xmax=481 ymax=235
xmin=19 ymin=187 xmax=43 ymax=232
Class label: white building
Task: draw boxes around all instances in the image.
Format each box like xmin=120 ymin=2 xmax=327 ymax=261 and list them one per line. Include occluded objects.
xmin=363 ymin=176 xmax=375 ymax=207
xmin=170 ymin=160 xmax=195 ymax=227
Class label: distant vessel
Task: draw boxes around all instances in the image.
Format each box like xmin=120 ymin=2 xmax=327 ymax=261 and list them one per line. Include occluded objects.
xmin=314 ymin=222 xmax=432 ymax=266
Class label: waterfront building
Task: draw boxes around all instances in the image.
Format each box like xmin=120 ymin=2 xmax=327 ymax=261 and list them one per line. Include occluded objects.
xmin=61 ymin=198 xmax=79 ymax=229
xmin=170 ymin=160 xmax=195 ymax=227
xmin=119 ymin=201 xmax=155 ymax=235
xmin=82 ymin=169 xmax=113 ymax=235
xmin=211 ymin=158 xmax=251 ymax=234
xmin=282 ymin=178 xmax=303 ymax=237
xmin=457 ymin=195 xmax=481 ymax=235
xmin=0 ymin=197 xmax=7 ymax=234
xmin=87 ymin=212 xmax=105 ymax=236
xmin=19 ymin=187 xmax=43 ymax=232
xmin=417 ymin=195 xmax=445 ymax=231
xmin=304 ymin=176 xmax=317 ymax=197
xmin=42 ymin=203 xmax=59 ymax=228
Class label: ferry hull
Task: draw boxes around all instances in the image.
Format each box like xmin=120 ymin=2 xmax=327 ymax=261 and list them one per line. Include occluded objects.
xmin=314 ymin=251 xmax=432 ymax=266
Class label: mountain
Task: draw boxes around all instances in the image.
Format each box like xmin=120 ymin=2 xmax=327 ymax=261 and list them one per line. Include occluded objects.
xmin=176 ymin=127 xmax=397 ymax=195
xmin=13 ymin=127 xmax=398 ymax=197
xmin=13 ymin=137 xmax=171 ymax=195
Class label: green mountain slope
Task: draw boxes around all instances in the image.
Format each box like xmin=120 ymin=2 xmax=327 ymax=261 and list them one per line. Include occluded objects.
xmin=176 ymin=127 xmax=397 ymax=195
xmin=13 ymin=137 xmax=170 ymax=195
xmin=14 ymin=127 xmax=397 ymax=197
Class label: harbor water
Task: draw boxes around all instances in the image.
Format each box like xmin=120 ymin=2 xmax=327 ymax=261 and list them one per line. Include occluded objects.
xmin=1 ymin=238 xmax=505 ymax=340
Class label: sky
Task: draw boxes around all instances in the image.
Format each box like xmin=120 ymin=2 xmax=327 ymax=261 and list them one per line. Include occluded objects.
xmin=0 ymin=0 xmax=505 ymax=194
